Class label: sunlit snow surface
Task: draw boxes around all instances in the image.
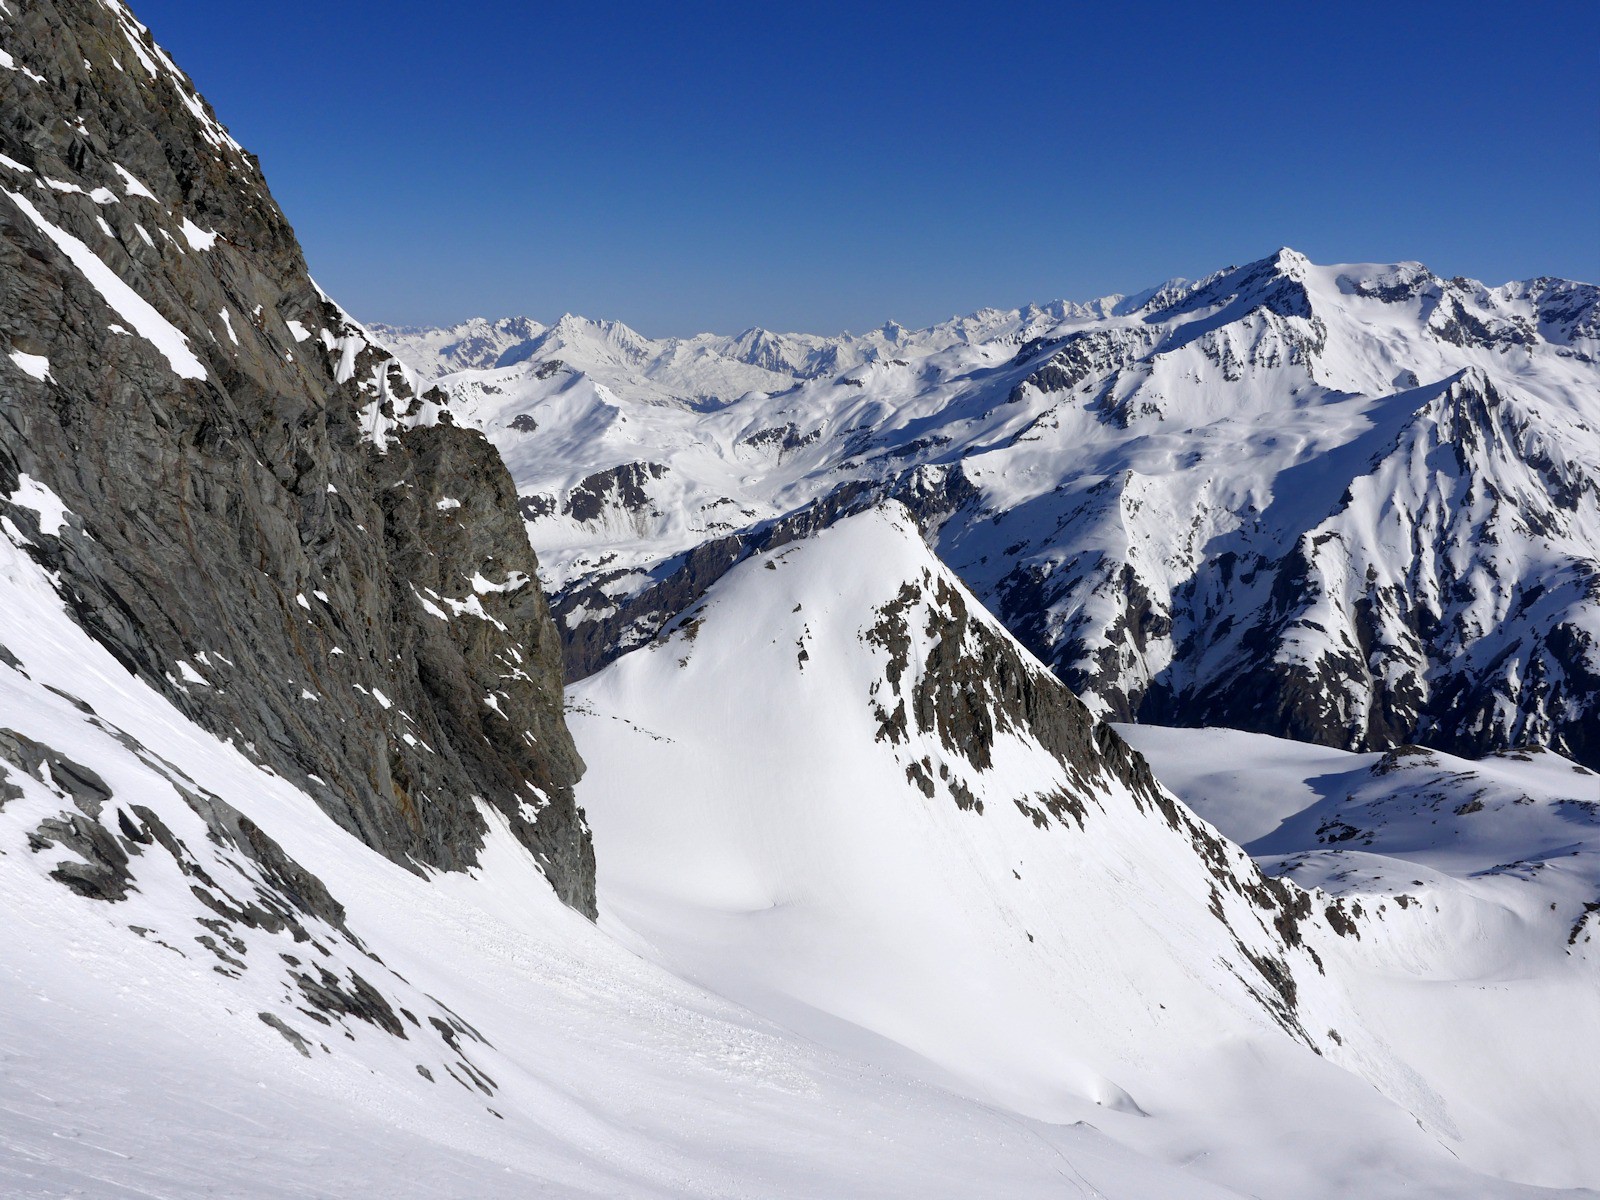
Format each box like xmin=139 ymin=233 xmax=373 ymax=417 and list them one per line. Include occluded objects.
xmin=574 ymin=511 xmax=1600 ymax=1196
xmin=409 ymin=253 xmax=1597 ymax=603
xmin=0 ymin=506 xmax=1236 ymax=1198
xmin=1121 ymin=723 xmax=1600 ymax=1185
xmin=4 ymin=500 xmax=1593 ymax=1196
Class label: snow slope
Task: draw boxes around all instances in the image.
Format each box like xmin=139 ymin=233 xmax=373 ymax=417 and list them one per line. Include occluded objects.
xmin=1121 ymin=723 xmax=1600 ymax=1186
xmin=0 ymin=441 xmax=1266 ymax=1200
xmin=571 ymin=506 xmax=1596 ymax=1196
xmin=6 ymin=488 xmax=1588 ymax=1195
xmin=430 ymin=252 xmax=1600 ymax=767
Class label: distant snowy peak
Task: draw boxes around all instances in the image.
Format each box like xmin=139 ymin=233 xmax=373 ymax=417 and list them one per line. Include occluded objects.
xmin=1107 ymin=250 xmax=1600 ymax=372
xmin=369 ymin=314 xmax=550 ymax=376
xmin=370 ymin=286 xmax=1154 ymax=402
xmin=378 ymin=248 xmax=1596 ymax=409
xmin=453 ymin=249 xmax=1600 ymax=769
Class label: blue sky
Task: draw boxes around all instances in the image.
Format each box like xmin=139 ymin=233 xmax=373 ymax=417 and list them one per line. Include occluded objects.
xmin=134 ymin=1 xmax=1597 ymax=335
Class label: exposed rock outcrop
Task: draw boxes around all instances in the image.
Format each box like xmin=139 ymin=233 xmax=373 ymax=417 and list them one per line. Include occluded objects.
xmin=0 ymin=1 xmax=592 ymax=911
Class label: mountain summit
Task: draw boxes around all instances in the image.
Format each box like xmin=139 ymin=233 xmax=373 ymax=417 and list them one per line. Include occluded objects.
xmin=423 ymin=250 xmax=1599 ymax=768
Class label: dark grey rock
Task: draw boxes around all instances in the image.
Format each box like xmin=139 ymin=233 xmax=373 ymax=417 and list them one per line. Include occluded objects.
xmin=851 ymin=558 xmax=1342 ymax=1046
xmin=0 ymin=1 xmax=591 ymax=912
xmin=563 ymin=461 xmax=667 ymax=522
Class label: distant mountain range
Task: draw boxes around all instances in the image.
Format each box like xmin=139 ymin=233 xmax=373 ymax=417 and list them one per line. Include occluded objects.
xmin=373 ymin=295 xmax=1132 ymax=396
xmin=3 ymin=2 xmax=1598 ymax=1195
xmin=394 ymin=253 xmax=1600 ymax=768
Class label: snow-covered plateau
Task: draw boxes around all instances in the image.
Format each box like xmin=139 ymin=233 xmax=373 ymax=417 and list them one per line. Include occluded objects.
xmin=3 ymin=1 xmax=1598 ymax=1197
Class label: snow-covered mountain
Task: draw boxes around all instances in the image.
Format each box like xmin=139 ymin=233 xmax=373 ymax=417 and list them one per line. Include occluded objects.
xmin=373 ymin=297 xmax=1131 ymax=408
xmin=5 ymin=496 xmax=1289 ymax=1198
xmin=14 ymin=469 xmax=1589 ymax=1195
xmin=4 ymin=1 xmax=1598 ymax=1196
xmin=574 ymin=508 xmax=1600 ymax=1192
xmin=428 ymin=251 xmax=1600 ymax=768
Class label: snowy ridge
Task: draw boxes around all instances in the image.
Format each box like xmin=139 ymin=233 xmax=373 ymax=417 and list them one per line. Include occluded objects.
xmin=573 ymin=507 xmax=1598 ymax=1192
xmin=373 ymin=294 xmax=1135 ymax=407
xmin=1 ymin=503 xmax=1262 ymax=1198
xmin=576 ymin=510 xmax=1355 ymax=1066
xmin=314 ymin=295 xmax=457 ymax=451
xmin=427 ymin=249 xmax=1600 ymax=766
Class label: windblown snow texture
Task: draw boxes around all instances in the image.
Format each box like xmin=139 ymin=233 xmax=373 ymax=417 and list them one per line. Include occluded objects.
xmin=421 ymin=253 xmax=1600 ymax=769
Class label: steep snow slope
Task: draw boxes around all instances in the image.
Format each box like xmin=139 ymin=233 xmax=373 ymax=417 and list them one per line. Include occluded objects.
xmin=571 ymin=506 xmax=1590 ymax=1197
xmin=436 ymin=251 xmax=1600 ymax=768
xmin=1 ymin=510 xmax=1263 ymax=1199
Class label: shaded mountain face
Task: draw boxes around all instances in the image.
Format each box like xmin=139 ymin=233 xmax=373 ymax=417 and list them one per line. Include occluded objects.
xmin=423 ymin=251 xmax=1600 ymax=769
xmin=0 ymin=1 xmax=591 ymax=911
xmin=1137 ymin=368 xmax=1600 ymax=768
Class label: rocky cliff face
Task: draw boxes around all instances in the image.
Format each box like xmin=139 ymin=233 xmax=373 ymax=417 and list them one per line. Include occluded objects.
xmin=0 ymin=1 xmax=591 ymax=912
xmin=1142 ymin=369 xmax=1600 ymax=768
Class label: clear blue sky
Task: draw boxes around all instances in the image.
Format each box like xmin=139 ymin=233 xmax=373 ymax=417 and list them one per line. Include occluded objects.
xmin=133 ymin=0 xmax=1598 ymax=336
